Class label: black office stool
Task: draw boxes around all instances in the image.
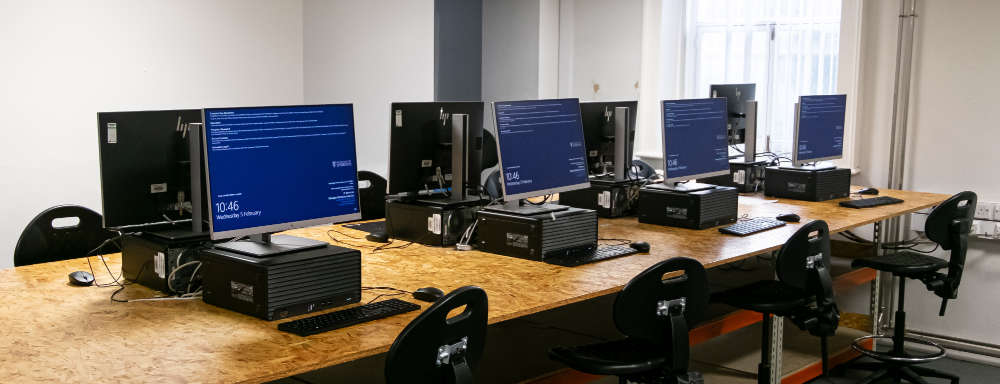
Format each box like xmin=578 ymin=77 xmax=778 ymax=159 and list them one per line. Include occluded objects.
xmin=845 ymin=191 xmax=975 ymax=384
xmin=714 ymin=220 xmax=840 ymax=384
xmin=548 ymin=257 xmax=709 ymax=384
xmin=357 ymin=170 xmax=388 ymax=220
xmin=385 ymin=286 xmax=488 ymax=384
xmin=14 ymin=205 xmax=117 ymax=267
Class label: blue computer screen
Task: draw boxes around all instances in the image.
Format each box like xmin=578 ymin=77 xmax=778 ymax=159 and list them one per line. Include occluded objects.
xmin=203 ymin=104 xmax=360 ymax=235
xmin=662 ymin=98 xmax=730 ymax=180
xmin=493 ymin=98 xmax=589 ymax=198
xmin=796 ymin=94 xmax=846 ymax=162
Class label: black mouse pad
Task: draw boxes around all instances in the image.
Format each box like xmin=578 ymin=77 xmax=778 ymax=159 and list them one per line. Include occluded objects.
xmin=343 ymin=220 xmax=386 ymax=234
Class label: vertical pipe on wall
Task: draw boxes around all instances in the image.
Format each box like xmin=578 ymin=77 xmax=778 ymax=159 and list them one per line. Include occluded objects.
xmin=886 ymin=0 xmax=917 ymax=192
xmin=881 ymin=0 xmax=918 ymax=333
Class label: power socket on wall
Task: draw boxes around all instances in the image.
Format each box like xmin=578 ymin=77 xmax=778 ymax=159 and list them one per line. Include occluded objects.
xmin=975 ymin=203 xmax=993 ymax=220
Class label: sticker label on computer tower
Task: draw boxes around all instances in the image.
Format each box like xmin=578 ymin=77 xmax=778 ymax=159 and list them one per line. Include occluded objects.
xmin=506 ymin=233 xmax=529 ymax=248
xmin=395 ymin=110 xmax=403 ymax=127
xmin=787 ymin=182 xmax=807 ymax=193
xmin=230 ymin=281 xmax=254 ymax=303
xmin=154 ymin=252 xmax=165 ymax=278
xmin=665 ymin=206 xmax=688 ymax=220
xmin=428 ymin=213 xmax=442 ymax=235
xmin=733 ymin=170 xmax=745 ymax=184
xmin=598 ymin=191 xmax=611 ymax=209
xmin=106 ymin=123 xmax=117 ymax=143
xmin=150 ymin=183 xmax=168 ymax=194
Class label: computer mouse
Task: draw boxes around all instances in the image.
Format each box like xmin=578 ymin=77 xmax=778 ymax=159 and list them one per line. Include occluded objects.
xmin=366 ymin=231 xmax=390 ymax=243
xmin=412 ymin=287 xmax=444 ymax=302
xmin=68 ymin=271 xmax=95 ymax=286
xmin=857 ymin=187 xmax=879 ymax=195
xmin=630 ymin=241 xmax=651 ymax=253
xmin=776 ymin=213 xmax=801 ymax=223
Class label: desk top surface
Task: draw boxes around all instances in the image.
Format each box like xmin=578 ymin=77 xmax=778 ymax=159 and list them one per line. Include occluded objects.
xmin=0 ymin=189 xmax=948 ymax=383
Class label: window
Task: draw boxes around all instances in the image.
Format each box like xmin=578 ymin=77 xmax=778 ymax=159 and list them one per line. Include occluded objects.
xmin=684 ymin=0 xmax=842 ymax=157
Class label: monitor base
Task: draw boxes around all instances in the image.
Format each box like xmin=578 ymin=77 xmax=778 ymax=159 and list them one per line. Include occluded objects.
xmin=484 ymin=202 xmax=570 ymax=216
xmin=655 ymin=181 xmax=716 ymax=193
xmin=779 ymin=164 xmax=836 ymax=171
xmin=215 ymin=234 xmax=327 ymax=257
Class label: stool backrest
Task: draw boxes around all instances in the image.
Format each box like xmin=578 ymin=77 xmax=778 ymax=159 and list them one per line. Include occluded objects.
xmin=385 ymin=286 xmax=488 ymax=384
xmin=613 ymin=257 xmax=708 ymax=342
xmin=777 ymin=220 xmax=839 ymax=336
xmin=776 ymin=220 xmax=832 ymax=294
xmin=357 ymin=171 xmax=388 ymax=220
xmin=14 ymin=205 xmax=114 ymax=267
xmin=925 ymin=191 xmax=977 ymax=302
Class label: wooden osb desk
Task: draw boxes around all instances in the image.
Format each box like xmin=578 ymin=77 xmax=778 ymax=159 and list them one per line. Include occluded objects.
xmin=0 ymin=188 xmax=948 ymax=383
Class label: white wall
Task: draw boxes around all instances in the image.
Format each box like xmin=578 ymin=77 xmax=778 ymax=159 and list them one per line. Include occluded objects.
xmin=482 ymin=0 xmax=541 ymax=104
xmin=558 ymin=0 xmax=643 ymax=102
xmin=0 ymin=0 xmax=305 ymax=269
xmin=854 ymin=0 xmax=1000 ymax=347
xmin=302 ymin=0 xmax=435 ymax=176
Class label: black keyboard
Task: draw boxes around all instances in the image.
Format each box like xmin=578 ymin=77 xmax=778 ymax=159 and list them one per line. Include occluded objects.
xmin=839 ymin=196 xmax=904 ymax=209
xmin=719 ymin=218 xmax=787 ymax=236
xmin=278 ymin=299 xmax=421 ymax=336
xmin=546 ymin=245 xmax=640 ymax=267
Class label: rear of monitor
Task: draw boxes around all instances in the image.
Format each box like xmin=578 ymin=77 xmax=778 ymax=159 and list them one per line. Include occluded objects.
xmin=710 ymin=84 xmax=756 ymax=144
xmin=613 ymin=106 xmax=629 ymax=182
xmin=579 ymin=101 xmax=638 ymax=180
xmin=187 ymin=123 xmax=206 ymax=233
xmin=450 ymin=113 xmax=483 ymax=201
xmin=97 ymin=109 xmax=204 ymax=231
xmin=743 ymin=100 xmax=758 ymax=163
xmin=387 ymin=102 xmax=484 ymax=199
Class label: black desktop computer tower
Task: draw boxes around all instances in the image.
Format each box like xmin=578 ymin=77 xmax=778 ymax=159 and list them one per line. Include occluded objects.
xmin=121 ymin=229 xmax=210 ymax=293
xmin=700 ymin=161 xmax=768 ymax=193
xmin=637 ymin=185 xmax=738 ymax=229
xmin=476 ymin=207 xmax=598 ymax=262
xmin=385 ymin=198 xmax=481 ymax=246
xmin=764 ymin=167 xmax=851 ymax=202
xmin=558 ymin=179 xmax=644 ymax=218
xmin=199 ymin=244 xmax=361 ymax=321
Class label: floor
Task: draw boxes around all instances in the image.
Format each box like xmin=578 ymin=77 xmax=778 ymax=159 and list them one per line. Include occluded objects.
xmin=816 ymin=356 xmax=1000 ymax=383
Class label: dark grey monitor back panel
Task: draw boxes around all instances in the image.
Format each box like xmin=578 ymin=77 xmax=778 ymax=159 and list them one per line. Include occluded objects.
xmin=97 ymin=109 xmax=201 ymax=228
xmin=579 ymin=101 xmax=638 ymax=176
xmin=388 ymin=102 xmax=484 ymax=196
xmin=710 ymin=84 xmax=756 ymax=144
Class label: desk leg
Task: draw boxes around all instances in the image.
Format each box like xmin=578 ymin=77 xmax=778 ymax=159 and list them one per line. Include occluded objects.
xmin=869 ymin=221 xmax=894 ymax=351
xmin=768 ymin=315 xmax=783 ymax=384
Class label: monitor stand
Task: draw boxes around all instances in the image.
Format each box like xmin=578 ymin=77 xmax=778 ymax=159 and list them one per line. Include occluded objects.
xmin=484 ymin=200 xmax=569 ymax=216
xmin=215 ymin=233 xmax=327 ymax=257
xmin=656 ymin=181 xmax=716 ymax=193
xmin=779 ymin=163 xmax=836 ymax=171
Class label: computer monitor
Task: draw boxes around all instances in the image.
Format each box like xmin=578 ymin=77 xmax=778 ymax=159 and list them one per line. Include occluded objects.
xmin=579 ymin=101 xmax=637 ymax=180
xmin=792 ymin=94 xmax=846 ymax=169
xmin=387 ymin=102 xmax=484 ymax=200
xmin=491 ymin=98 xmax=590 ymax=211
xmin=661 ymin=98 xmax=730 ymax=192
xmin=202 ymin=104 xmax=362 ymax=256
xmin=710 ymin=83 xmax=755 ymax=144
xmin=97 ymin=109 xmax=203 ymax=229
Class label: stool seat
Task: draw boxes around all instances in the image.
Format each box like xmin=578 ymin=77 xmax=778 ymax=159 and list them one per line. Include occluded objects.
xmin=549 ymin=337 xmax=671 ymax=376
xmin=714 ymin=280 xmax=810 ymax=316
xmin=851 ymin=251 xmax=948 ymax=277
